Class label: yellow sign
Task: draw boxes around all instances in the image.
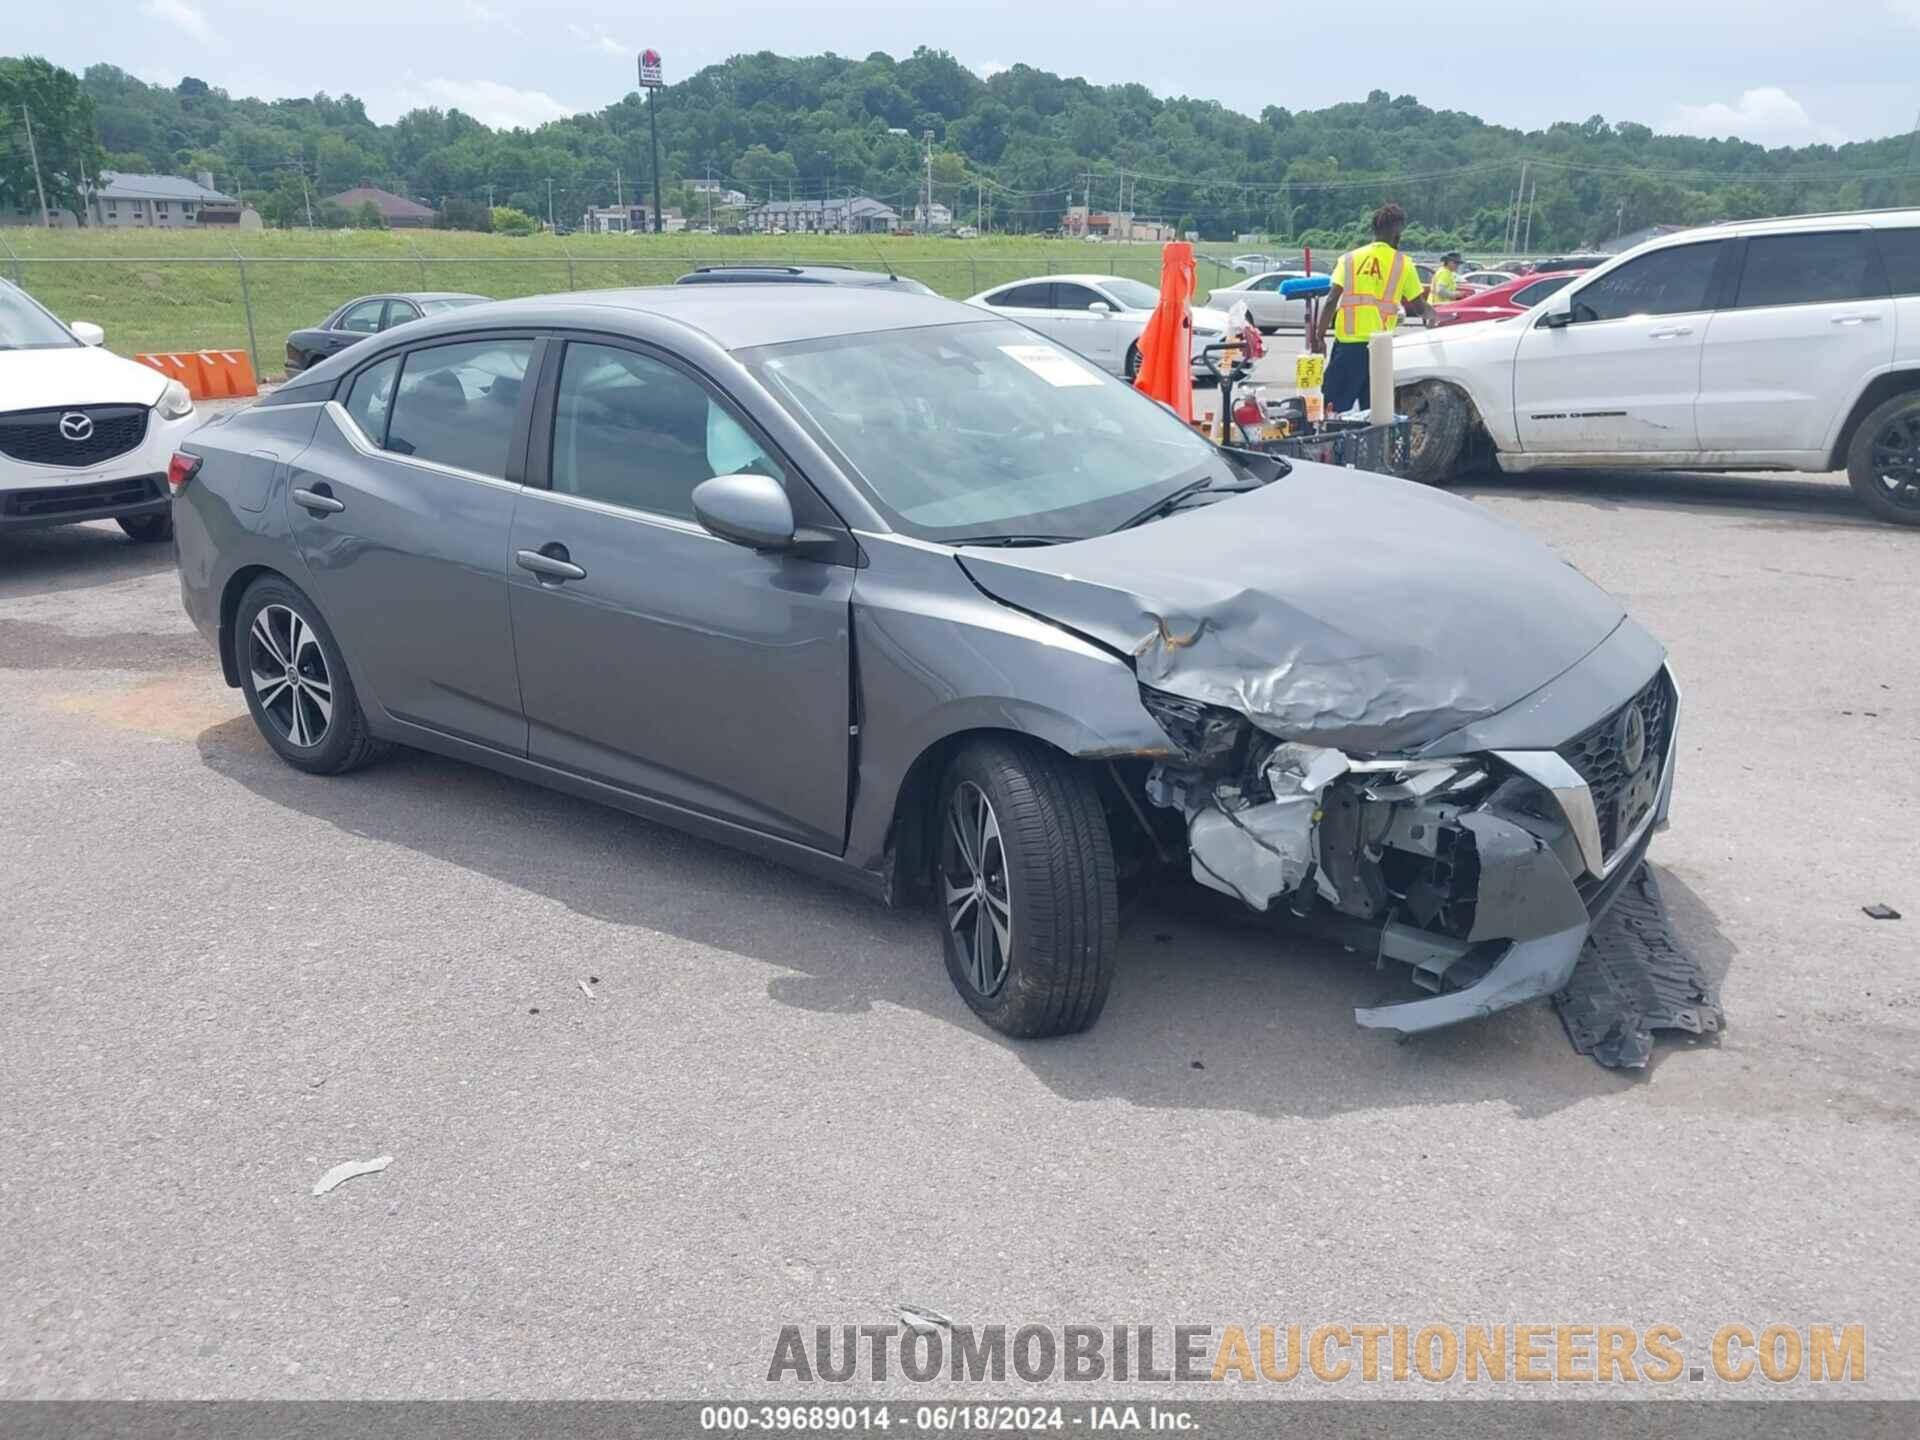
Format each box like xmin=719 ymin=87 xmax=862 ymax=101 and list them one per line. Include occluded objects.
xmin=1295 ymin=354 xmax=1326 ymax=392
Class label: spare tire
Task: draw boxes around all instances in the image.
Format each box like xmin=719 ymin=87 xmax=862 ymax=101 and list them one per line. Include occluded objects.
xmin=1397 ymin=380 xmax=1473 ymax=487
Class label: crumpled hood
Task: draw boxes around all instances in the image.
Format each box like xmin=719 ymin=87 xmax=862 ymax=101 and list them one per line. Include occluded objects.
xmin=0 ymin=345 xmax=166 ymax=411
xmin=956 ymin=463 xmax=1626 ymax=753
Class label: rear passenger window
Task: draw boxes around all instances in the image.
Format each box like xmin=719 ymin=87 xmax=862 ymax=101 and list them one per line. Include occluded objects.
xmin=550 ymin=342 xmax=781 ymax=521
xmin=342 ymin=356 xmax=398 ymax=444
xmin=989 ymin=283 xmax=1053 ymax=308
xmin=1873 ymin=227 xmax=1920 ymax=297
xmin=384 ymin=339 xmax=532 ymax=480
xmin=1733 ymin=231 xmax=1886 ymax=308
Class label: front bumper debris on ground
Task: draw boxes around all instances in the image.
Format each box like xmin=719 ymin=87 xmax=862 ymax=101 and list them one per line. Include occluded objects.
xmin=1555 ymin=864 xmax=1724 ymax=1068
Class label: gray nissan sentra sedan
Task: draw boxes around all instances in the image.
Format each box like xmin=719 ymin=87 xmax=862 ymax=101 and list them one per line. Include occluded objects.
xmin=173 ymin=286 xmax=1678 ymax=1040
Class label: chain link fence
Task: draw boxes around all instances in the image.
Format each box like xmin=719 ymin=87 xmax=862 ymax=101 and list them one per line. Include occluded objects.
xmin=0 ymin=241 xmax=1244 ymax=381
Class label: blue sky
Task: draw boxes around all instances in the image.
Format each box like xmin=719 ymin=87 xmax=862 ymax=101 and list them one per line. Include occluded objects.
xmin=17 ymin=0 xmax=1919 ymax=148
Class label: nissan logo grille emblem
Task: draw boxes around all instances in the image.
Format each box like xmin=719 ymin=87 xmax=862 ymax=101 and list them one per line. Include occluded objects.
xmin=58 ymin=412 xmax=95 ymax=443
xmin=1618 ymin=702 xmax=1648 ymax=775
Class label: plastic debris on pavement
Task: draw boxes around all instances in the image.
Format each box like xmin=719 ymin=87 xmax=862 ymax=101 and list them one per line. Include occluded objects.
xmin=896 ymin=1304 xmax=953 ymax=1335
xmin=1554 ymin=865 xmax=1724 ymax=1069
xmin=1863 ymin=903 xmax=1902 ymax=921
xmin=311 ymin=1155 xmax=393 ymax=1196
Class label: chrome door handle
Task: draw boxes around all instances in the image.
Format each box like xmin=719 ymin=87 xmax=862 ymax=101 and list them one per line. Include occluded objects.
xmin=1830 ymin=314 xmax=1882 ymax=326
xmin=1647 ymin=327 xmax=1693 ymax=339
xmin=292 ymin=487 xmax=344 ymax=515
xmin=516 ymin=548 xmax=586 ymax=582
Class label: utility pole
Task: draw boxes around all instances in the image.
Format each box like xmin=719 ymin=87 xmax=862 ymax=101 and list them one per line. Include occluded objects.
xmin=22 ymin=106 xmax=52 ymax=229
xmin=922 ymin=129 xmax=934 ymax=233
xmin=616 ymin=166 xmax=623 ymax=208
xmin=299 ymin=166 xmax=314 ymax=228
xmin=706 ymin=162 xmax=714 ymax=231
xmin=546 ymin=177 xmax=555 ymax=231
xmin=487 ymin=182 xmax=495 ymax=209
xmin=1523 ymin=174 xmax=1538 ymax=253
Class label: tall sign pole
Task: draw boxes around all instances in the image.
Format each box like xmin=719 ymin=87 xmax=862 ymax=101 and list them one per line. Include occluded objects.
xmin=638 ymin=49 xmax=664 ymax=234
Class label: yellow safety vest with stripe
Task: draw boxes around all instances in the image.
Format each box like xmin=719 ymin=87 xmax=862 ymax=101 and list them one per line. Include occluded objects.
xmin=1332 ymin=242 xmax=1414 ymax=343
xmin=1431 ymin=265 xmax=1461 ymax=302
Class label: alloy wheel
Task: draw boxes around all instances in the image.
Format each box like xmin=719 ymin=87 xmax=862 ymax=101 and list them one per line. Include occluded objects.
xmin=247 ymin=604 xmax=333 ymax=749
xmin=1869 ymin=412 xmax=1920 ymax=511
xmin=941 ymin=781 xmax=1013 ymax=998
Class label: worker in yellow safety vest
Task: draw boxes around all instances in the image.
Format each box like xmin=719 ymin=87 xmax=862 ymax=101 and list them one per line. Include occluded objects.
xmin=1429 ymin=250 xmax=1466 ymax=304
xmin=1308 ymin=203 xmax=1435 ymax=415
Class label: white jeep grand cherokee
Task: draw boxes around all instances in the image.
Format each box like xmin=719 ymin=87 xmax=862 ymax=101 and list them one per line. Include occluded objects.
xmin=1391 ymin=209 xmax=1920 ymax=525
xmin=0 ymin=278 xmax=199 ymax=543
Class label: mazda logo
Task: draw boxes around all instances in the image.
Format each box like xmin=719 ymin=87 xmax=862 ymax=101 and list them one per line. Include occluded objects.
xmin=58 ymin=412 xmax=95 ymax=442
xmin=1618 ymin=702 xmax=1648 ymax=775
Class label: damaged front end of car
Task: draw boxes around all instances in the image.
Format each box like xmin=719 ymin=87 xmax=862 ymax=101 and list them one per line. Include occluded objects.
xmin=1135 ymin=669 xmax=1679 ymax=1033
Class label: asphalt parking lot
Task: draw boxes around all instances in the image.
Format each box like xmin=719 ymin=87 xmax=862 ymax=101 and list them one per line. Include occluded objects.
xmin=2 ymin=414 xmax=1917 ymax=1399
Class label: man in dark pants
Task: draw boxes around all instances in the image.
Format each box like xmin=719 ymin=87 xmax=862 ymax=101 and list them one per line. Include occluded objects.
xmin=1309 ymin=203 xmax=1435 ymax=415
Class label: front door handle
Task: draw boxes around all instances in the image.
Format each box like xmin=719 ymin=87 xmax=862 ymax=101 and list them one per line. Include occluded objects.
xmin=516 ymin=547 xmax=587 ymax=582
xmin=292 ymin=486 xmax=345 ymax=515
xmin=1830 ymin=314 xmax=1882 ymax=326
xmin=1647 ymin=326 xmax=1693 ymax=339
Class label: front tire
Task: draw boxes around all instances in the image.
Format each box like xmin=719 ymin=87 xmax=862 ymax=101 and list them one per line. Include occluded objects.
xmin=234 ymin=575 xmax=387 ymax=775
xmin=117 ymin=512 xmax=173 ymax=543
xmin=1845 ymin=391 xmax=1920 ymax=526
xmin=935 ymin=739 xmax=1119 ymax=1038
xmin=1124 ymin=343 xmax=1142 ymax=382
xmin=1397 ymin=380 xmax=1474 ymax=486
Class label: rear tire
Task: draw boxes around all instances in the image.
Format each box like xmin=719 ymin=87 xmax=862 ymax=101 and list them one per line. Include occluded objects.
xmin=934 ymin=738 xmax=1119 ymax=1038
xmin=1845 ymin=391 xmax=1920 ymax=526
xmin=1397 ymin=380 xmax=1474 ymax=486
xmin=1124 ymin=343 xmax=1142 ymax=382
xmin=234 ymin=575 xmax=388 ymax=775
xmin=117 ymin=512 xmax=173 ymax=543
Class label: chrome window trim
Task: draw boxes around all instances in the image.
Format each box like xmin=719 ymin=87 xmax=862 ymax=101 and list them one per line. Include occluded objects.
xmin=514 ymin=481 xmax=725 ymax=540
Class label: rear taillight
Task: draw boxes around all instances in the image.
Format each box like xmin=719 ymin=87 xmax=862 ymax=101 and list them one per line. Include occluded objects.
xmin=166 ymin=451 xmax=203 ymax=495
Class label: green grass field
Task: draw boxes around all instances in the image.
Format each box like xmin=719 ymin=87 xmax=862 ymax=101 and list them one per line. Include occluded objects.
xmin=1 ymin=229 xmax=1242 ymax=378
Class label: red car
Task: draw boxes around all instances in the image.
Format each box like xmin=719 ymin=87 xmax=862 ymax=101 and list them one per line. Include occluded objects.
xmin=1428 ymin=270 xmax=1580 ymax=328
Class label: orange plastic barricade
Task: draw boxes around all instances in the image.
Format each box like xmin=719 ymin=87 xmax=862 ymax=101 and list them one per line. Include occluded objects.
xmin=1132 ymin=241 xmax=1195 ymax=423
xmin=132 ymin=351 xmax=257 ymax=400
xmin=196 ymin=351 xmax=258 ymax=399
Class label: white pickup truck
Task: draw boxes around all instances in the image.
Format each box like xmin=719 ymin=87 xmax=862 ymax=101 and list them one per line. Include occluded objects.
xmin=1391 ymin=209 xmax=1920 ymax=525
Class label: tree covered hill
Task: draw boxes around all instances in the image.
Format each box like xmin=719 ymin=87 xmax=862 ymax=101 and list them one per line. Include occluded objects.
xmin=6 ymin=47 xmax=1918 ymax=249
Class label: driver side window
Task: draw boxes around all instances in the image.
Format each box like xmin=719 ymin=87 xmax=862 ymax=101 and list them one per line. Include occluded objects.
xmin=338 ymin=299 xmax=387 ymax=334
xmin=1568 ymin=241 xmax=1724 ymax=323
xmin=1053 ymin=284 xmax=1105 ymax=312
xmin=550 ymin=342 xmax=783 ymax=522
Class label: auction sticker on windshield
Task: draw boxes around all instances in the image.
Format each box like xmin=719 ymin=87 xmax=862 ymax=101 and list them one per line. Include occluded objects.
xmin=1000 ymin=344 xmax=1102 ymax=387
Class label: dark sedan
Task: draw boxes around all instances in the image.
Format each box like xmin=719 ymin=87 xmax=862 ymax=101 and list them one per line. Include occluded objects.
xmin=283 ymin=292 xmax=487 ymax=374
xmin=173 ymin=286 xmax=1677 ymax=1041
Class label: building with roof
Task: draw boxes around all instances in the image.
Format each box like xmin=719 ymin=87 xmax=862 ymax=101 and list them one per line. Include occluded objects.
xmin=324 ymin=185 xmax=437 ymax=228
xmin=4 ymin=171 xmax=253 ymax=229
xmin=745 ymin=196 xmax=899 ymax=235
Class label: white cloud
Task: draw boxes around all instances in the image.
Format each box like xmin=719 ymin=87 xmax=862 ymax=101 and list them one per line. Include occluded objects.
xmin=1667 ymin=87 xmax=1846 ymax=147
xmin=394 ymin=77 xmax=578 ymax=130
xmin=566 ymin=23 xmax=629 ymax=58
xmin=462 ymin=0 xmax=514 ymax=26
xmin=141 ymin=0 xmax=213 ymax=42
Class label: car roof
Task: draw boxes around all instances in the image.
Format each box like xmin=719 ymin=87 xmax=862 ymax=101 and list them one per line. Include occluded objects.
xmin=340 ymin=292 xmax=487 ymax=303
xmin=340 ymin=284 xmax=989 ymax=352
xmin=674 ymin=264 xmax=908 ymax=287
xmin=989 ymin=273 xmax=1133 ymax=288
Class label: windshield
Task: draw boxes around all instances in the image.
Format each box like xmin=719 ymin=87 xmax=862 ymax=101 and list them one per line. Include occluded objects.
xmin=0 ymin=283 xmax=81 ymax=351
xmin=420 ymin=296 xmax=487 ymax=314
xmin=1099 ymin=278 xmax=1162 ymax=310
xmin=745 ymin=320 xmax=1237 ymax=544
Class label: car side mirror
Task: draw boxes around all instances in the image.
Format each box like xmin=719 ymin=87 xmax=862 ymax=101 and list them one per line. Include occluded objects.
xmin=1088 ymin=301 xmax=1112 ymax=316
xmin=70 ymin=320 xmax=106 ymax=346
xmin=692 ymin=472 xmax=796 ymax=551
xmin=1539 ymin=294 xmax=1575 ymax=329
